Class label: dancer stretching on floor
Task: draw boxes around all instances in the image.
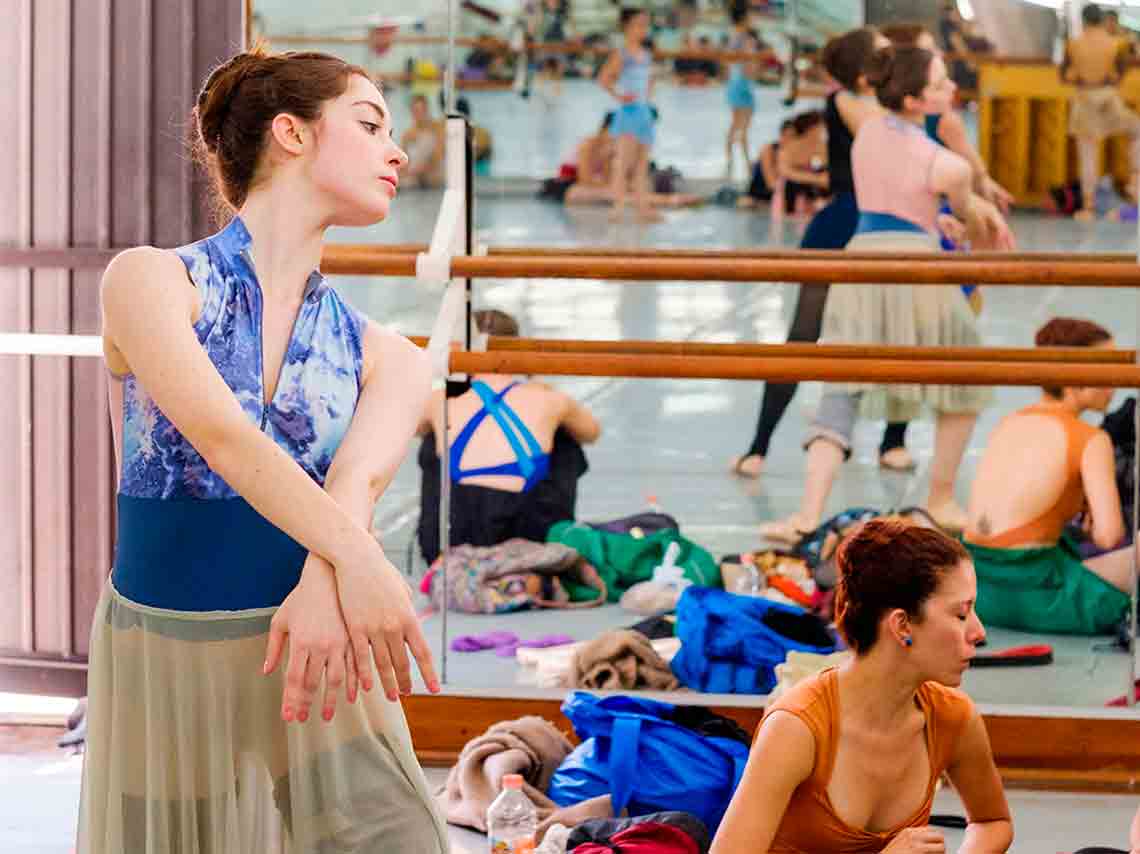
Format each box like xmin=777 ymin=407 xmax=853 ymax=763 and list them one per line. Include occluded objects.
xmin=712 ymin=518 xmax=1012 ymax=853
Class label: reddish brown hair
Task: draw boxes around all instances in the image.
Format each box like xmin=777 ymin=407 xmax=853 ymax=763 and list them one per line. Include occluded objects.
xmin=879 ymin=23 xmax=930 ymax=48
xmin=821 ymin=27 xmax=879 ymax=92
xmin=865 ymin=45 xmax=935 ymax=112
xmin=834 ymin=518 xmax=969 ymax=654
xmin=1035 ymin=317 xmax=1113 ymax=397
xmin=193 ymin=46 xmax=372 ymax=213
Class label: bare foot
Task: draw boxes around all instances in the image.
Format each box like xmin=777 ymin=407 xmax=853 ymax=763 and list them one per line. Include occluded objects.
xmin=636 ymin=208 xmax=664 ymax=223
xmin=1073 ymin=208 xmax=1096 ymax=222
xmin=927 ymin=499 xmax=968 ymax=533
xmin=759 ymin=514 xmax=817 ymax=545
xmin=730 ymin=454 xmax=764 ymax=479
xmin=879 ymin=447 xmax=916 ymax=472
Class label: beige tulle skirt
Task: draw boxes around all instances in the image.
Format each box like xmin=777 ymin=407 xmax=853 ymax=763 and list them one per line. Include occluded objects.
xmin=819 ymin=230 xmax=993 ymax=422
xmin=77 ymin=580 xmax=449 ymax=854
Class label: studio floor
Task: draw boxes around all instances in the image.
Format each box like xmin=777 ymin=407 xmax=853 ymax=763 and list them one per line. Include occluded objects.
xmin=1 ymin=726 xmax=1136 ymax=853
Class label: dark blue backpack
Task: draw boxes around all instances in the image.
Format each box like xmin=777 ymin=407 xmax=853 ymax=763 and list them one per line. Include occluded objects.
xmin=671 ymin=586 xmax=838 ymax=695
xmin=547 ymin=692 xmax=749 ymax=835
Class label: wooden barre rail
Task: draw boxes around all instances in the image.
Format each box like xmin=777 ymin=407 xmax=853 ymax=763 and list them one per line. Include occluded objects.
xmin=326 ymin=244 xmax=1140 ymax=264
xmin=405 ymin=336 xmax=1136 ymax=365
xmin=320 ymin=252 xmax=1140 ymax=286
xmin=448 ymin=351 xmax=1140 ymax=386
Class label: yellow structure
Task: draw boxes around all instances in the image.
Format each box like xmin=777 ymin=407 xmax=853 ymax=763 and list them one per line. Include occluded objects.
xmin=977 ymin=60 xmax=1140 ymax=206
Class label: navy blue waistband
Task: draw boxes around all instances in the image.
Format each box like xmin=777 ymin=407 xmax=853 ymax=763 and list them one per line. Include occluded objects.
xmin=112 ymin=494 xmax=306 ymax=611
xmin=855 ymin=211 xmax=928 ymax=236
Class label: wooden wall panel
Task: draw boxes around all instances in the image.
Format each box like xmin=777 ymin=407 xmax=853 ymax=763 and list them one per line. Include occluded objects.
xmin=0 ymin=0 xmax=34 ymax=654
xmin=110 ymin=0 xmax=152 ymax=247
xmin=0 ymin=0 xmax=246 ymax=674
xmin=70 ymin=0 xmax=115 ymax=657
xmin=30 ymin=0 xmax=75 ymax=658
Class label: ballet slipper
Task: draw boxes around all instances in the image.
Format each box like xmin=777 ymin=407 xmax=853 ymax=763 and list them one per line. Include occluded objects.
xmin=879 ymin=447 xmax=917 ymax=472
xmin=730 ymin=454 xmax=764 ymax=479
xmin=759 ymin=514 xmax=816 ymax=546
xmin=926 ymin=499 xmax=969 ymax=534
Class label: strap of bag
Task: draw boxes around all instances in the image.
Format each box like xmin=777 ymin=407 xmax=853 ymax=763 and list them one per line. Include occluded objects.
xmin=608 ymin=716 xmax=642 ymax=817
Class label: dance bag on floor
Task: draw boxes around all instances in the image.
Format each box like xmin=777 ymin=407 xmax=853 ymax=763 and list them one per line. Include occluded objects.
xmin=671 ymin=587 xmax=838 ymax=695
xmin=547 ymin=692 xmax=748 ymax=835
xmin=547 ymin=522 xmax=720 ymax=601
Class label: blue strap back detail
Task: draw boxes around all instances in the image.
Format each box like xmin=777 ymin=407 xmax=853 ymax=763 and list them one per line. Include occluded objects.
xmin=855 ymin=211 xmax=928 ymax=236
xmin=448 ymin=381 xmax=551 ymax=492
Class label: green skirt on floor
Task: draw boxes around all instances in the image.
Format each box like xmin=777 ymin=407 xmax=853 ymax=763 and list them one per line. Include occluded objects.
xmin=964 ymin=534 xmax=1129 ymax=636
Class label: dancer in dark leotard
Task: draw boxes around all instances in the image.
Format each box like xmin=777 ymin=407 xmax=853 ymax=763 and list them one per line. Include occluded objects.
xmin=732 ymin=27 xmax=912 ymax=480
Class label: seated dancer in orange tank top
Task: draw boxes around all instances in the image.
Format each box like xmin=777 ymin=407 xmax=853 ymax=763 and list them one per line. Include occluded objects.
xmin=712 ymin=518 xmax=1011 ymax=854
xmin=963 ymin=317 xmax=1132 ymax=636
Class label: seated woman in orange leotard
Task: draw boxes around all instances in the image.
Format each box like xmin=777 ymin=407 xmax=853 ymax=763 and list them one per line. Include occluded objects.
xmin=712 ymin=518 xmax=1012 ymax=854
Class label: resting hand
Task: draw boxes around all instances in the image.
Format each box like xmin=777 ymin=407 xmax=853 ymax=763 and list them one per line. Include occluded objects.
xmin=263 ymin=555 xmax=358 ymax=724
xmin=880 ymin=826 xmax=946 ymax=853
xmin=980 ymin=175 xmax=1014 ymax=214
xmin=967 ymin=198 xmax=1016 ymax=252
xmin=335 ymin=542 xmax=440 ymax=702
xmin=936 ymin=213 xmax=969 ymax=246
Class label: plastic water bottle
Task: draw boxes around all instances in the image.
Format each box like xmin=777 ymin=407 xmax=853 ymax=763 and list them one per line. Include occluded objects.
xmin=487 ymin=774 xmax=537 ymax=853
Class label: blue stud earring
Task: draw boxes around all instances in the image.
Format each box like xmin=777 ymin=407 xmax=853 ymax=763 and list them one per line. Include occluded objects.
xmin=904 ymin=637 xmax=913 ymax=647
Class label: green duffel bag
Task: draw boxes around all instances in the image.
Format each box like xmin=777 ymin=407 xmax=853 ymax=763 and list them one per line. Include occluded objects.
xmin=547 ymin=520 xmax=721 ymax=602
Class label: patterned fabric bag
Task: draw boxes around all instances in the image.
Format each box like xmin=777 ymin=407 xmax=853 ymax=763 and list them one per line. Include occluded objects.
xmin=429 ymin=539 xmax=607 ymax=614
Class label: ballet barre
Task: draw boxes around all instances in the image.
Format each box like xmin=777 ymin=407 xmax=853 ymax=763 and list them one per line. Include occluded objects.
xmin=325 ymin=243 xmax=1140 ymax=265
xmin=404 ymin=336 xmax=1137 ymax=365
xmin=445 ymin=350 xmax=1140 ymax=387
xmin=320 ymin=250 xmax=1140 ymax=287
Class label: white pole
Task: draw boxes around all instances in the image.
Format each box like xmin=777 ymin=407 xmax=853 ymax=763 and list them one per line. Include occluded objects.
xmin=445 ymin=0 xmax=457 ymax=115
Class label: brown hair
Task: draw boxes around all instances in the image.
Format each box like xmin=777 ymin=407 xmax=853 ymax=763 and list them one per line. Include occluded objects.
xmin=193 ymin=46 xmax=372 ymax=213
xmin=791 ymin=110 xmax=824 ymax=135
xmin=865 ymin=45 xmax=935 ymax=112
xmin=1035 ymin=317 xmax=1113 ymax=398
xmin=834 ymin=518 xmax=969 ymax=654
xmin=879 ymin=23 xmax=930 ymax=48
xmin=473 ymin=309 xmax=520 ymax=337
xmin=821 ymin=27 xmax=879 ymax=92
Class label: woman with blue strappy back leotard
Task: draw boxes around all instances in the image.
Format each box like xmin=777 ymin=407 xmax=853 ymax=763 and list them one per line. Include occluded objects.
xmin=416 ymin=309 xmax=601 ymax=562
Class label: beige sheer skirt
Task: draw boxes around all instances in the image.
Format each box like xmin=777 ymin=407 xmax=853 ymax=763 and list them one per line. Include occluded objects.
xmin=819 ymin=230 xmax=992 ymax=422
xmin=77 ymin=580 xmax=449 ymax=854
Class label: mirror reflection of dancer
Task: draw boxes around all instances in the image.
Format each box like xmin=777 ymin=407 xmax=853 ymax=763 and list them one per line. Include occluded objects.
xmin=77 ymin=49 xmax=447 ymax=852
xmin=761 ymin=44 xmax=1015 ymax=544
xmin=724 ymin=5 xmax=757 ymax=182
xmin=598 ymin=7 xmax=663 ymax=222
xmin=1061 ymin=3 xmax=1140 ymax=221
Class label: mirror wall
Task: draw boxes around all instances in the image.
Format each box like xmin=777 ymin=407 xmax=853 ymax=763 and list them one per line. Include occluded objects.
xmin=255 ymin=0 xmax=1140 ymax=712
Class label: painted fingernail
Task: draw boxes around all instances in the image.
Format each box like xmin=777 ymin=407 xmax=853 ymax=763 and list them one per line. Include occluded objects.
xmin=262 ymin=661 xmax=269 ymax=674
xmin=323 ymin=707 xmax=333 ymax=722
xmin=429 ymin=680 xmax=441 ymax=693
xmin=283 ymin=706 xmax=294 ymax=722
xmin=298 ymin=709 xmax=308 ymax=723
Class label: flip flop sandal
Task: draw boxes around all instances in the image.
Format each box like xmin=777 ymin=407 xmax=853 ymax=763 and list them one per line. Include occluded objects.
xmin=970 ymin=644 xmax=1054 ymax=667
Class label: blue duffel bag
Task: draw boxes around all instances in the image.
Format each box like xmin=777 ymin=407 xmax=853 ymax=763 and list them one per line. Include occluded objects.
xmin=547 ymin=692 xmax=749 ymax=835
xmin=671 ymin=586 xmax=838 ymax=695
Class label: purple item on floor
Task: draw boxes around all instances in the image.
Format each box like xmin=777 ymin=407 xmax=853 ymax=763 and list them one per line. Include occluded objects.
xmin=494 ymin=633 xmax=576 ymax=658
xmin=449 ymin=631 xmax=520 ymax=653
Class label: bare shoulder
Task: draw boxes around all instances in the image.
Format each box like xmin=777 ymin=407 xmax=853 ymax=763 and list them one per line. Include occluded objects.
xmin=360 ymin=319 xmax=430 ymax=387
xmin=101 ymin=246 xmax=196 ymax=328
xmin=752 ymin=710 xmax=816 ymax=777
xmin=102 ymin=246 xmax=189 ymax=297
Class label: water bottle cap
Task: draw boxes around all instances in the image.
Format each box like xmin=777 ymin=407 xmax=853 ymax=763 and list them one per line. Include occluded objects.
xmin=502 ymin=774 xmax=524 ymax=789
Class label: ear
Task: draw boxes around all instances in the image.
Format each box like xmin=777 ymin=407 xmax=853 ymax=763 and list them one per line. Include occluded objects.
xmin=885 ymin=608 xmax=911 ymax=646
xmin=269 ymin=113 xmax=308 ymax=156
